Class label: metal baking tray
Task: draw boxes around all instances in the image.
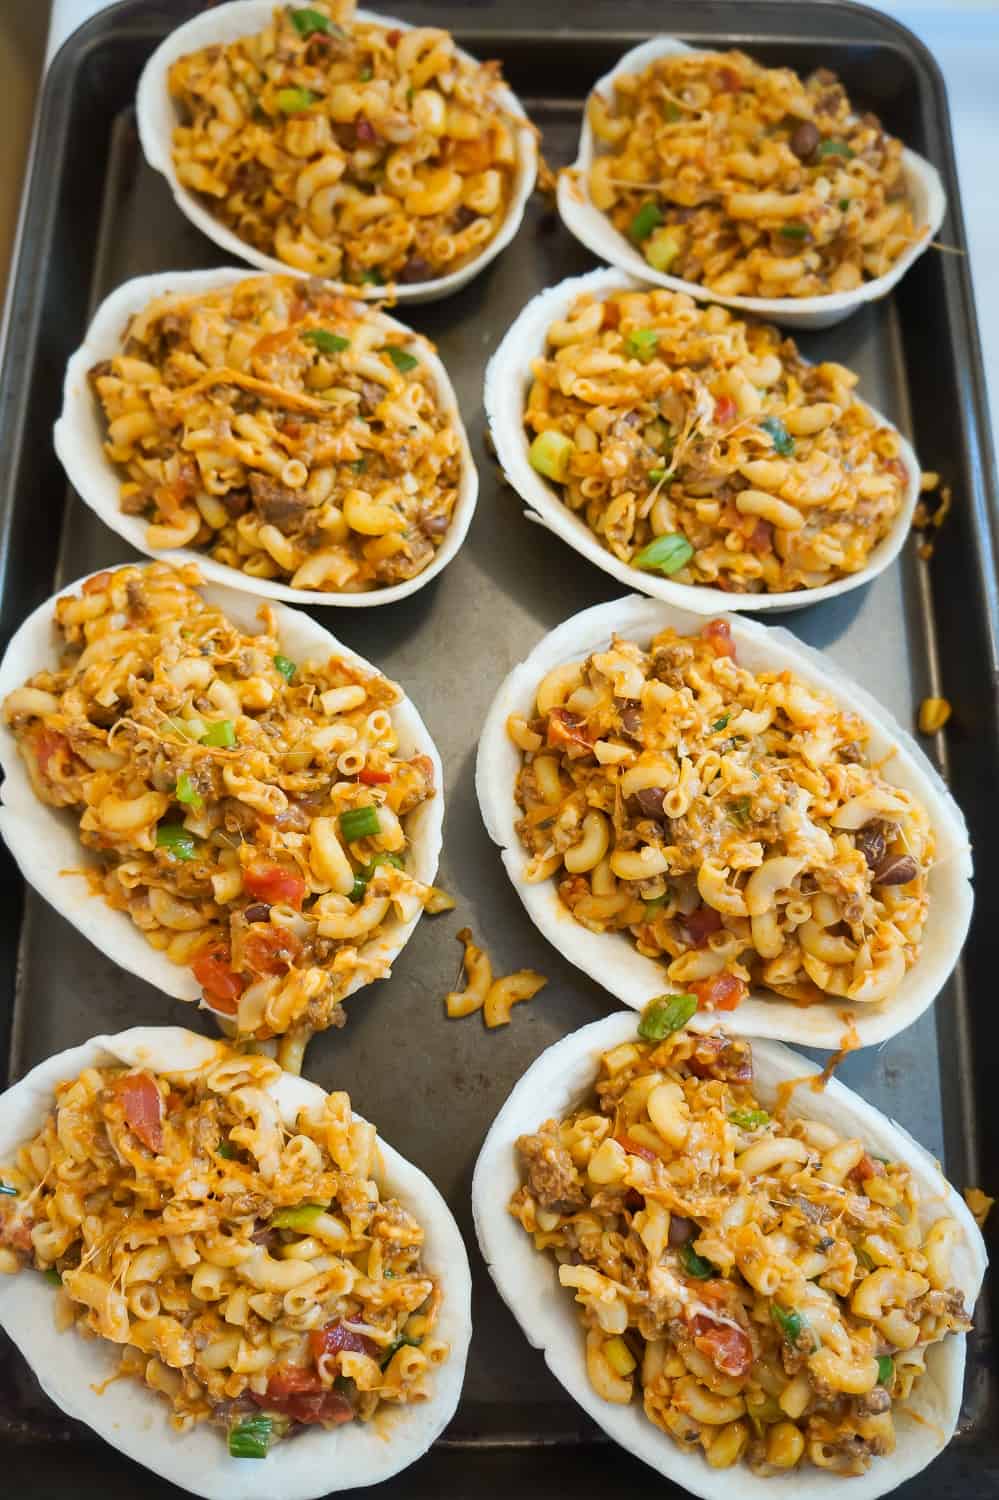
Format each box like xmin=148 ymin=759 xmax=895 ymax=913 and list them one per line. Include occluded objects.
xmin=0 ymin=0 xmax=996 ymax=1494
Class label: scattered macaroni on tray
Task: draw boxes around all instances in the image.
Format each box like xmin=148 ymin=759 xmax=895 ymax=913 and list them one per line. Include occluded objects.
xmin=586 ymin=49 xmax=923 ymax=297
xmin=509 ymin=620 xmax=932 ymax=1012
xmin=0 ymin=1045 xmax=449 ymax=1457
xmin=168 ymin=1 xmax=522 ymax=285
xmin=523 ymin=285 xmax=909 ymax=594
xmin=89 ymin=274 xmax=464 ymax=594
xmin=510 ymin=1008 xmax=974 ymax=1476
xmin=2 ymin=564 xmax=439 ymax=1047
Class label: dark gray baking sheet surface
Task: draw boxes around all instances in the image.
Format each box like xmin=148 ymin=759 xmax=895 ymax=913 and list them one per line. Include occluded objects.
xmin=0 ymin=1 xmax=995 ymax=1495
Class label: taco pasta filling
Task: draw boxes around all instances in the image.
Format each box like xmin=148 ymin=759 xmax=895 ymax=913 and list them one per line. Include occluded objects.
xmin=0 ymin=1046 xmax=448 ymax=1456
xmin=509 ymin=1018 xmax=973 ymax=1476
xmin=509 ymin=620 xmax=932 ymax=1011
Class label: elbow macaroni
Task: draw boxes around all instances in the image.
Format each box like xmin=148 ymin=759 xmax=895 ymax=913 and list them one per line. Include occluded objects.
xmin=509 ymin=1016 xmax=974 ymax=1477
xmin=511 ymin=620 xmax=933 ymax=1013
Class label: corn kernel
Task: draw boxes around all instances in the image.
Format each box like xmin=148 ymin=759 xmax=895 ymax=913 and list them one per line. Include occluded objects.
xmin=918 ymin=696 xmax=952 ymax=734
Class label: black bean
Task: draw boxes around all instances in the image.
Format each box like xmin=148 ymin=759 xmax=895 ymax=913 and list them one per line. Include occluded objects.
xmin=790 ymin=120 xmax=821 ymax=160
xmin=243 ymin=902 xmax=271 ymax=923
xmin=874 ymin=854 xmax=919 ymax=886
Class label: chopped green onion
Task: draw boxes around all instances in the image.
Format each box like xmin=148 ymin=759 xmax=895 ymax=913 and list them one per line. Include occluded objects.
xmin=772 ymin=1303 xmax=808 ymax=1346
xmin=729 ymin=1108 xmax=770 ymax=1130
xmin=380 ymin=1335 xmax=420 ymax=1368
xmin=632 ymin=533 xmax=694 ymax=576
xmin=779 ymin=221 xmax=809 ymax=240
xmin=202 ymin=719 xmax=236 ymax=749
xmin=645 ymin=228 xmax=682 ymax=273
xmin=638 ymin=993 xmax=698 ymax=1042
xmin=712 ymin=714 xmax=730 ymax=732
xmin=229 ymin=1414 xmax=274 ymax=1459
xmin=168 ymin=716 xmax=207 ymax=743
xmin=629 ymin=202 xmax=663 ymax=242
xmin=349 ymin=877 xmax=368 ymax=903
xmin=643 ymin=892 xmax=669 ymax=920
xmin=383 ymin=1269 xmax=395 ymax=1278
xmin=217 ymin=1141 xmax=237 ymax=1160
xmin=381 ymin=345 xmax=418 ymax=373
xmin=339 ymin=805 xmax=381 ymax=842
xmin=361 ymin=269 xmax=384 ymax=286
xmin=273 ymin=654 xmax=296 ymax=684
xmin=528 ymin=429 xmax=575 ymax=483
xmin=359 ymin=66 xmax=373 ymax=81
xmin=729 ymin=796 xmax=752 ymax=825
xmin=301 ymin=328 xmax=350 ymax=355
xmin=877 ymin=1354 xmax=895 ymax=1386
xmin=360 ymin=852 xmax=405 ymax=880
xmin=276 ymin=87 xmax=319 ymax=114
xmin=43 ymin=1267 xmax=62 ymax=1286
xmin=663 ymin=102 xmax=682 ymax=123
xmin=759 ymin=415 xmax=795 ymax=457
xmin=626 ymin=329 xmax=659 ymax=363
xmin=351 ymin=457 xmax=368 ymax=474
xmin=156 ymin=824 xmax=197 ymax=861
xmin=648 ymin=467 xmax=673 ymax=485
xmin=839 ymin=198 xmax=851 ymax=211
xmin=271 ymin=1202 xmax=326 ymax=1230
xmin=816 ymin=139 xmax=855 ymax=159
xmin=175 ymin=771 xmax=202 ymax=811
xmin=0 ymin=1182 xmax=17 ymax=1197
xmin=679 ymin=1242 xmax=714 ymax=1279
xmin=289 ymin=7 xmax=337 ymax=37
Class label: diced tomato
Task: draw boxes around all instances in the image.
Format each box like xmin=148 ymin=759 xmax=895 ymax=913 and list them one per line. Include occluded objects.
xmin=82 ymin=570 xmax=112 ymax=595
xmin=850 ymin=1153 xmax=885 ymax=1183
xmin=243 ymin=862 xmax=306 ymax=910
xmin=601 ymin=301 xmax=621 ymax=330
xmin=690 ymin=974 xmax=747 ymax=1012
xmin=111 ymin=1072 xmax=164 ymax=1153
xmin=684 ymin=905 xmax=723 ymax=947
xmin=309 ymin=1321 xmax=377 ymax=1364
xmin=690 ymin=1315 xmax=753 ymax=1377
xmin=546 ymin=708 xmax=594 ymax=756
xmin=615 ymin=1133 xmax=658 ymax=1164
xmin=701 ymin=618 xmax=737 ymax=660
xmin=719 ymin=66 xmax=743 ymax=92
xmin=358 ymin=767 xmax=392 ymax=785
xmin=33 ymin=728 xmax=70 ymax=785
xmin=243 ymin=924 xmax=303 ymax=977
xmin=253 ymin=1364 xmax=354 ymax=1426
xmin=747 ymin=519 xmax=774 ymax=555
xmin=386 ymin=27 xmax=401 ymax=43
xmin=714 ymin=394 xmax=737 ymax=425
xmin=265 ymin=1363 xmax=323 ymax=1398
xmin=687 ymin=1034 xmax=753 ymax=1082
xmin=191 ymin=945 xmax=246 ymax=1014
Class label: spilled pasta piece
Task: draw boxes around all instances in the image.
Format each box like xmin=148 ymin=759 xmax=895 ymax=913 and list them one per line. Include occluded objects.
xmin=2 ymin=563 xmax=439 ymax=1040
xmin=89 ymin=275 xmax=464 ymax=593
xmin=587 ymin=49 xmax=923 ymax=297
xmin=168 ymin=1 xmax=521 ymax=285
xmin=510 ymin=618 xmax=933 ymax=1012
xmin=524 ymin=284 xmax=909 ymax=594
xmin=445 ymin=927 xmax=546 ymax=1027
xmin=509 ymin=1006 xmax=974 ymax=1477
xmin=0 ymin=1044 xmax=449 ymax=1457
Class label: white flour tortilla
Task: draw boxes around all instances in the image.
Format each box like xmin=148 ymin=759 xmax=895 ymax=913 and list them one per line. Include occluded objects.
xmin=0 ymin=563 xmax=444 ymax=1015
xmin=557 ymin=37 xmax=946 ymax=332
xmin=0 ymin=1026 xmax=472 ymax=1500
xmin=473 ymin=1010 xmax=987 ymax=1500
xmin=136 ymin=1 xmax=538 ymax=304
xmin=485 ymin=265 xmax=922 ymax=615
xmin=475 ymin=593 xmax=972 ymax=1049
xmin=53 ymin=267 xmax=478 ymax=607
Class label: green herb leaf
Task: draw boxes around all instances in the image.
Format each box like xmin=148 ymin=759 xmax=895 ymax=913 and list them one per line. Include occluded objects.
xmin=156 ymin=824 xmax=197 ymax=861
xmin=43 ymin=1267 xmax=62 ymax=1286
xmin=273 ymin=654 xmax=296 ymax=684
xmin=380 ymin=1335 xmax=421 ymax=1369
xmin=202 ymin=719 xmax=237 ymax=749
xmin=728 ymin=1108 xmax=770 ymax=1130
xmin=629 ymin=202 xmax=663 ymax=243
xmin=301 ymin=328 xmax=350 ymax=355
xmin=816 ymin=139 xmax=855 ymax=159
xmin=229 ymin=1414 xmax=274 ymax=1459
xmin=175 ymin=771 xmax=203 ymax=811
xmin=779 ymin=221 xmax=809 ymax=241
xmin=381 ymin=345 xmax=419 ymax=373
xmin=276 ymin=87 xmax=319 ymax=115
xmin=772 ymin=1303 xmax=809 ymax=1346
xmin=643 ymin=891 xmax=669 ymax=920
xmin=638 ymin=993 xmax=698 ymax=1041
xmin=729 ymin=795 xmax=752 ymax=825
xmin=679 ymin=1242 xmax=715 ymax=1279
xmin=759 ymin=415 xmax=795 ymax=457
xmin=217 ymin=1141 xmax=237 ymax=1160
xmin=349 ymin=877 xmax=368 ymax=904
xmin=648 ymin=467 xmax=673 ymax=485
xmin=626 ymin=328 xmax=659 ymax=363
xmin=712 ymin=714 xmax=730 ymax=732
xmin=839 ymin=198 xmax=851 ymax=211
xmin=877 ymin=1354 xmax=895 ymax=1386
xmin=339 ymin=805 xmax=381 ymax=842
xmin=271 ymin=1202 xmax=326 ymax=1230
xmin=289 ymin=7 xmax=335 ymax=37
xmin=0 ymin=1182 xmax=18 ymax=1197
xmin=632 ymin=533 xmax=694 ymax=576
xmin=361 ymin=269 xmax=384 ymax=286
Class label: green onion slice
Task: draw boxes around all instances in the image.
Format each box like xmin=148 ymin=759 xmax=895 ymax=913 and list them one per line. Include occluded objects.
xmin=168 ymin=716 xmax=207 ymax=743
xmin=175 ymin=771 xmax=203 ymax=811
xmin=626 ymin=329 xmax=659 ymax=362
xmin=728 ymin=1108 xmax=770 ymax=1130
xmin=638 ymin=993 xmax=698 ymax=1041
xmin=276 ymin=87 xmax=319 ymax=114
xmin=772 ymin=1303 xmax=809 ymax=1346
xmin=816 ymin=139 xmax=855 ymax=159
xmin=271 ymin=1202 xmax=326 ymax=1230
xmin=679 ymin=1242 xmax=714 ymax=1279
xmin=528 ymin=430 xmax=574 ymax=483
xmin=43 ymin=1267 xmax=62 ymax=1286
xmin=632 ymin=533 xmax=694 ymax=576
xmin=779 ymin=222 xmax=809 ymax=240
xmin=380 ymin=1335 xmax=421 ymax=1369
xmin=712 ymin=714 xmax=730 ymax=732
xmin=217 ymin=1141 xmax=237 ymax=1160
xmin=629 ymin=202 xmax=663 ymax=242
xmin=202 ymin=720 xmax=237 ymax=749
xmin=339 ymin=805 xmax=381 ymax=842
xmin=273 ymin=654 xmax=296 ymax=683
xmin=228 ymin=1414 xmax=274 ymax=1459
xmin=876 ymin=1354 xmax=895 ymax=1386
xmin=156 ymin=824 xmax=197 ymax=861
